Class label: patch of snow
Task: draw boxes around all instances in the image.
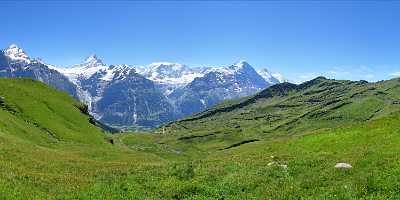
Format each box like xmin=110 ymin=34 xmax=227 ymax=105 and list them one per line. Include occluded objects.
xmin=163 ymin=88 xmax=175 ymax=96
xmin=142 ymin=62 xmax=206 ymax=85
xmin=55 ymin=65 xmax=109 ymax=84
xmin=45 ymin=63 xmax=62 ymax=70
xmin=99 ymin=68 xmax=115 ymax=81
xmin=132 ymin=96 xmax=137 ymax=123
xmin=200 ymin=99 xmax=206 ymax=107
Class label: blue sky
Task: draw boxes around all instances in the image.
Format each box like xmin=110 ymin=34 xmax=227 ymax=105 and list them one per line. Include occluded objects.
xmin=1 ymin=1 xmax=400 ymax=83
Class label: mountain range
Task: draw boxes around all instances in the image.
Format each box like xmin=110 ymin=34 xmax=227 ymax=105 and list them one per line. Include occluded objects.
xmin=0 ymin=44 xmax=285 ymax=129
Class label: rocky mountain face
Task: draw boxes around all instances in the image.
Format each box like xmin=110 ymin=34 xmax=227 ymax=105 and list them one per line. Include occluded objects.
xmin=54 ymin=55 xmax=176 ymax=129
xmin=0 ymin=44 xmax=285 ymax=129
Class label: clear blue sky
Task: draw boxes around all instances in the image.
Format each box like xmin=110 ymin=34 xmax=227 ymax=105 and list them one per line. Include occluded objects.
xmin=1 ymin=1 xmax=400 ymax=83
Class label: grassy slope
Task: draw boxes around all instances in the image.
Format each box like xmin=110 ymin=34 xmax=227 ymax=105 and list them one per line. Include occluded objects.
xmin=161 ymin=77 xmax=400 ymax=153
xmin=190 ymin=112 xmax=400 ymax=199
xmin=0 ymin=78 xmax=168 ymax=199
xmin=116 ymin=107 xmax=400 ymax=200
xmin=1 ymin=77 xmax=400 ymax=199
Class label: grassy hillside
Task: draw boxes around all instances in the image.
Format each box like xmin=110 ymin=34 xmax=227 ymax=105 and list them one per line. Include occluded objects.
xmin=0 ymin=78 xmax=107 ymax=145
xmin=117 ymin=106 xmax=400 ymax=199
xmin=0 ymin=78 xmax=168 ymax=199
xmin=1 ymin=77 xmax=400 ymax=199
xmin=162 ymin=77 xmax=400 ymax=152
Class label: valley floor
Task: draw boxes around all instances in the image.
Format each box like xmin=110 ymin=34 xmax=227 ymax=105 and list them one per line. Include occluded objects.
xmin=2 ymin=112 xmax=400 ymax=199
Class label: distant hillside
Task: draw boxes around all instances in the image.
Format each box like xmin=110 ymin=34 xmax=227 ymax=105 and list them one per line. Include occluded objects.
xmin=163 ymin=77 xmax=400 ymax=149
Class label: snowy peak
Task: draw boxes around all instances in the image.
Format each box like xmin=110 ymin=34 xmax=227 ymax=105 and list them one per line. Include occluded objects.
xmin=207 ymin=60 xmax=257 ymax=76
xmin=233 ymin=60 xmax=250 ymax=68
xmin=54 ymin=54 xmax=109 ymax=84
xmin=3 ymin=44 xmax=30 ymax=63
xmin=144 ymin=62 xmax=204 ymax=85
xmin=79 ymin=54 xmax=104 ymax=67
xmin=230 ymin=60 xmax=255 ymax=72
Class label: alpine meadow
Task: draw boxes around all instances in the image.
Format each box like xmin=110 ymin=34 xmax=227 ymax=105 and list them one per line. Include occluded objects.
xmin=1 ymin=1 xmax=400 ymax=199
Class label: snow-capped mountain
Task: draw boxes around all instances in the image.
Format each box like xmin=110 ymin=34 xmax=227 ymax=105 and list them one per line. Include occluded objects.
xmin=54 ymin=54 xmax=110 ymax=84
xmin=169 ymin=60 xmax=273 ymax=116
xmin=0 ymin=44 xmax=286 ymax=129
xmin=52 ymin=55 xmax=176 ymax=128
xmin=0 ymin=44 xmax=79 ymax=99
xmin=78 ymin=54 xmax=105 ymax=67
xmin=3 ymin=44 xmax=31 ymax=65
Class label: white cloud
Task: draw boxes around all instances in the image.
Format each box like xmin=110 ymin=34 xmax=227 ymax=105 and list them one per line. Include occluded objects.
xmin=299 ymin=72 xmax=317 ymax=80
xmin=365 ymin=74 xmax=375 ymax=79
xmin=326 ymin=69 xmax=350 ymax=76
xmin=287 ymin=65 xmax=398 ymax=84
xmin=389 ymin=71 xmax=400 ymax=77
xmin=290 ymin=72 xmax=320 ymax=84
xmin=323 ymin=65 xmax=378 ymax=81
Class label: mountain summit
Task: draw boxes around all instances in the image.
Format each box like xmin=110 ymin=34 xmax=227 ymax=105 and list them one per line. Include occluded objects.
xmin=79 ymin=54 xmax=105 ymax=68
xmin=231 ymin=60 xmax=252 ymax=70
xmin=3 ymin=44 xmax=30 ymax=64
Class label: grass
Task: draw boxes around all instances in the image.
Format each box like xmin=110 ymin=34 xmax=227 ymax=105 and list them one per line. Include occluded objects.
xmin=1 ymin=77 xmax=400 ymax=199
xmin=114 ymin=112 xmax=400 ymax=199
